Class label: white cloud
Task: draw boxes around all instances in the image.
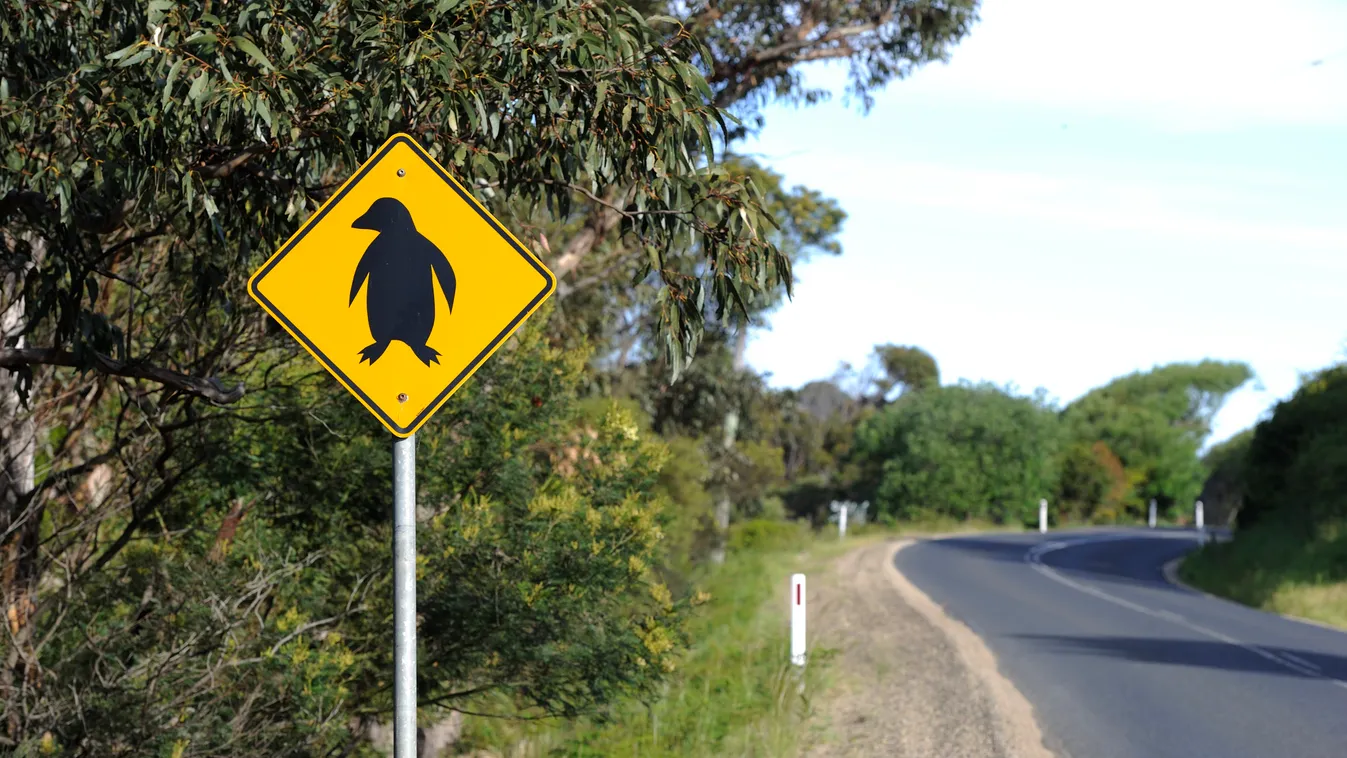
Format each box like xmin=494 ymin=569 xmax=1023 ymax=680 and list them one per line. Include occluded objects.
xmin=740 ymin=0 xmax=1347 ymax=446
xmin=902 ymin=0 xmax=1347 ymax=130
xmin=772 ymin=154 xmax=1347 ymax=265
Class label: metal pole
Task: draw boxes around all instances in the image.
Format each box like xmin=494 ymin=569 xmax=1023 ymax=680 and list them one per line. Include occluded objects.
xmin=393 ymin=434 xmax=417 ymax=758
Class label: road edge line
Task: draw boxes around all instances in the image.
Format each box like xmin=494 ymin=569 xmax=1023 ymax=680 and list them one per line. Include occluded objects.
xmin=886 ymin=539 xmax=1055 ymax=758
xmin=1161 ymin=554 xmax=1347 ymax=636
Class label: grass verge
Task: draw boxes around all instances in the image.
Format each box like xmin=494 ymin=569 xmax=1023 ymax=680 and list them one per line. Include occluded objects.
xmin=1179 ymin=519 xmax=1347 ymax=629
xmin=454 ymin=518 xmax=1018 ymax=757
xmin=455 ymin=523 xmax=856 ymax=757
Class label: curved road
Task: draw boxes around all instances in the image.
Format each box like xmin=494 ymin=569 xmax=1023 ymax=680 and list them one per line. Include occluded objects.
xmin=895 ymin=528 xmax=1347 ymax=758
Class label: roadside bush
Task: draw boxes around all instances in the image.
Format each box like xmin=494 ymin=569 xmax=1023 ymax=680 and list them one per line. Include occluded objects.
xmin=852 ymin=383 xmax=1061 ymax=524
xmin=1199 ymin=429 xmax=1253 ymax=527
xmin=1239 ymin=364 xmax=1347 ymax=530
xmin=728 ymin=519 xmax=812 ymax=553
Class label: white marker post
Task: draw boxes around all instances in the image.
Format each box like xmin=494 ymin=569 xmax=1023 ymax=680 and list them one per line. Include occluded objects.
xmin=790 ymin=573 xmax=807 ymax=667
xmin=1039 ymin=499 xmax=1048 ymax=534
xmin=1149 ymin=499 xmax=1157 ymax=529
xmin=1195 ymin=499 xmax=1205 ymax=541
xmin=392 ymin=435 xmax=417 ymax=758
xmin=838 ymin=504 xmax=848 ymax=539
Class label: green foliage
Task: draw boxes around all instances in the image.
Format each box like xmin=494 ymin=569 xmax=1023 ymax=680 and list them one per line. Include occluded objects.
xmin=779 ymin=476 xmax=848 ymax=526
xmin=9 ymin=318 xmax=688 ymax=753
xmin=35 ymin=524 xmax=366 ymax=757
xmin=1181 ymin=363 xmax=1347 ymax=630
xmin=852 ymin=383 xmax=1061 ymax=523
xmin=1238 ymin=364 xmax=1347 ymax=530
xmin=1182 ymin=519 xmax=1347 ymax=630
xmin=1 ymin=0 xmax=787 ymax=381
xmin=650 ymin=435 xmax=716 ymax=568
xmin=730 ymin=439 xmax=788 ymax=514
xmin=1199 ymin=428 xmax=1254 ymax=527
xmin=0 ymin=0 xmax=992 ymax=754
xmin=727 ymin=518 xmax=811 ymax=553
xmin=1060 ymin=361 xmax=1252 ymax=517
xmin=454 ymin=531 xmax=833 ymax=757
xmin=1056 ymin=441 xmax=1132 ymax=523
xmin=1075 ymin=360 xmax=1253 ymax=439
xmin=873 ymin=343 xmax=940 ymax=400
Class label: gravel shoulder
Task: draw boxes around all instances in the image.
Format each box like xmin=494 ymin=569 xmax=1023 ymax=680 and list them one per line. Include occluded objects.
xmin=802 ymin=538 xmax=1052 ymax=758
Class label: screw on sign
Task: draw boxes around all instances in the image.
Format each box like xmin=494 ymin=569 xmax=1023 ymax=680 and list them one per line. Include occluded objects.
xmin=247 ymin=134 xmax=555 ymax=758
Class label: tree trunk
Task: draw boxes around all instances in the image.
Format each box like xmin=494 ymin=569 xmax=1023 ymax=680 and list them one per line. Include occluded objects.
xmin=708 ymin=329 xmax=749 ymax=565
xmin=0 ymin=247 xmax=38 ymax=743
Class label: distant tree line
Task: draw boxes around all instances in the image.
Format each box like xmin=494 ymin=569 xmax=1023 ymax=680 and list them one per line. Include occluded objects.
xmin=745 ymin=350 xmax=1254 ymax=528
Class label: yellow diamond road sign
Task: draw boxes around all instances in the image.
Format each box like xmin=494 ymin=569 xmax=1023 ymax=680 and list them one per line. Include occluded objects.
xmin=248 ymin=134 xmax=556 ymax=437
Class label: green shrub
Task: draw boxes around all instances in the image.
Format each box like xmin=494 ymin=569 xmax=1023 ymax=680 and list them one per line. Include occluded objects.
xmin=728 ymin=519 xmax=812 ymax=553
xmin=1240 ymin=364 xmax=1347 ymax=529
xmin=852 ymin=383 xmax=1061 ymax=524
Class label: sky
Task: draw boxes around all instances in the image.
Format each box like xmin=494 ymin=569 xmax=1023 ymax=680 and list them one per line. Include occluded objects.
xmin=740 ymin=0 xmax=1347 ymax=446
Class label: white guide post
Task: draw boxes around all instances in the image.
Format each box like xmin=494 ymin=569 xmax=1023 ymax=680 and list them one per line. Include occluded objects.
xmin=790 ymin=573 xmax=807 ymax=667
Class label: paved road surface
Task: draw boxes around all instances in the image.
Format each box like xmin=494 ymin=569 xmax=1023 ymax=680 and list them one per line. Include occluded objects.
xmin=895 ymin=529 xmax=1347 ymax=758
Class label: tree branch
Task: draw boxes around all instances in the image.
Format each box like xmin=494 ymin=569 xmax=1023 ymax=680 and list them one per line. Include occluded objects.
xmin=193 ymin=144 xmax=272 ymax=180
xmin=741 ymin=19 xmax=882 ymax=71
xmin=551 ymin=185 xmax=636 ymax=285
xmin=0 ymin=347 xmax=245 ymax=404
xmin=706 ymin=15 xmax=895 ymax=108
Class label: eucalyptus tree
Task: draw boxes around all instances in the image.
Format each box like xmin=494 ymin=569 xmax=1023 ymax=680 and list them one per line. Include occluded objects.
xmin=1 ymin=1 xmax=787 ymax=752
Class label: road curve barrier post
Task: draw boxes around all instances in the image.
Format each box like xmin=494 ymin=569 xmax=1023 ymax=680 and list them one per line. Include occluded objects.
xmin=1149 ymin=498 xmax=1157 ymax=529
xmin=828 ymin=500 xmax=866 ymax=540
xmin=790 ymin=573 xmax=807 ymax=667
xmin=1195 ymin=499 xmax=1205 ymax=540
xmin=1039 ymin=499 xmax=1048 ymax=533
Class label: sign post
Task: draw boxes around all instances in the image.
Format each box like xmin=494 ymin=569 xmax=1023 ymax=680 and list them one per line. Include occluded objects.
xmin=247 ymin=134 xmax=555 ymax=756
xmin=392 ymin=434 xmax=417 ymax=758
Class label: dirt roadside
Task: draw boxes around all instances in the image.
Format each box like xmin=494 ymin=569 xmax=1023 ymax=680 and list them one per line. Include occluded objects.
xmin=801 ymin=538 xmax=1053 ymax=758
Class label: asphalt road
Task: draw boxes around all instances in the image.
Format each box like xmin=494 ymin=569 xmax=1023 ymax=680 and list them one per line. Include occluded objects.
xmin=895 ymin=528 xmax=1347 ymax=758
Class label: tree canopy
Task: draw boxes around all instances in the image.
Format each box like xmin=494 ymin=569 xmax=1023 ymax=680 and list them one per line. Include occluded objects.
xmin=0 ymin=1 xmax=988 ymax=753
xmin=1237 ymin=364 xmax=1347 ymax=531
xmin=852 ymin=382 xmax=1061 ymax=524
xmin=1060 ymin=360 xmax=1252 ymax=517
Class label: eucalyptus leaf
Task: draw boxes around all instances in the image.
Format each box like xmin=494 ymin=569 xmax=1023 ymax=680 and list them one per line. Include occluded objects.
xmin=231 ymin=36 xmax=275 ymax=71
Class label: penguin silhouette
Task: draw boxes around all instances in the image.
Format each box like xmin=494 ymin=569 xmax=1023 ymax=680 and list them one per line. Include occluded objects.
xmin=348 ymin=197 xmax=456 ymax=366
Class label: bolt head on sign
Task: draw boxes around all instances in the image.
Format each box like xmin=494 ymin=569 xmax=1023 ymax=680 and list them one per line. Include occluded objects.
xmin=248 ymin=134 xmax=556 ymax=437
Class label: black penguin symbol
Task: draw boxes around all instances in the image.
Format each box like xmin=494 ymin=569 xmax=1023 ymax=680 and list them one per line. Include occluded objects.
xmin=348 ymin=197 xmax=457 ymax=366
